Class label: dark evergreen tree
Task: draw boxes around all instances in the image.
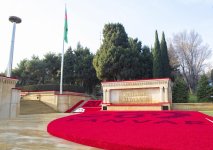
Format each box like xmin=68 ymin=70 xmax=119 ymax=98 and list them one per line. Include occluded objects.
xmin=43 ymin=53 xmax=60 ymax=84
xmin=63 ymin=47 xmax=75 ymax=84
xmin=152 ymin=30 xmax=163 ymax=78
xmin=125 ymin=37 xmax=143 ymax=79
xmin=172 ymin=77 xmax=189 ymax=103
xmin=93 ymin=23 xmax=133 ymax=81
xmin=211 ymin=69 xmax=213 ymax=82
xmin=13 ymin=56 xmax=46 ymax=86
xmin=73 ymin=43 xmax=99 ymax=93
xmin=160 ymin=32 xmax=171 ymax=77
xmin=197 ymin=74 xmax=211 ymax=102
xmin=141 ymin=46 xmax=153 ymax=78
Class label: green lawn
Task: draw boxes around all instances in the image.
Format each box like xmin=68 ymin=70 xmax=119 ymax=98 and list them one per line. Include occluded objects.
xmin=200 ymin=111 xmax=213 ymax=117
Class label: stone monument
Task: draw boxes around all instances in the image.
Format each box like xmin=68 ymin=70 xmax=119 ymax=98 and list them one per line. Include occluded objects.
xmin=101 ymin=78 xmax=172 ymax=111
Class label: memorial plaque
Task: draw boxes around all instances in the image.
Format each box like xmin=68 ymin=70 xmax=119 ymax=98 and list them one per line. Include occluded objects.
xmin=110 ymin=88 xmax=159 ymax=104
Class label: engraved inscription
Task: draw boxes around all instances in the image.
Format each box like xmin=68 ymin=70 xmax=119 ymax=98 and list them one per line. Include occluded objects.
xmin=119 ymin=90 xmax=152 ymax=104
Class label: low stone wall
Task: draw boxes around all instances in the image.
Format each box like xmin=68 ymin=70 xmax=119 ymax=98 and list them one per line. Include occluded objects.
xmin=21 ymin=91 xmax=91 ymax=112
xmin=0 ymin=76 xmax=20 ymax=120
xmin=107 ymin=105 xmax=162 ymax=111
xmin=172 ymin=103 xmax=213 ymax=111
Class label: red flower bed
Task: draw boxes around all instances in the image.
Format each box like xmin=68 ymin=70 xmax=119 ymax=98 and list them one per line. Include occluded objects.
xmin=47 ymin=111 xmax=213 ymax=150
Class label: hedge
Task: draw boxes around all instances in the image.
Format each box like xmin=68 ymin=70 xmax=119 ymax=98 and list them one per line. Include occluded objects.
xmin=18 ymin=84 xmax=86 ymax=93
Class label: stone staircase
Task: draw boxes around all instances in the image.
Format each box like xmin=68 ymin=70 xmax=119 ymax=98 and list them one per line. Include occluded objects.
xmin=72 ymin=100 xmax=102 ymax=113
xmin=20 ymin=100 xmax=57 ymax=115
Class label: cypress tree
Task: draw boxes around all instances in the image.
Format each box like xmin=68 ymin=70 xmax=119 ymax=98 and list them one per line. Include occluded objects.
xmin=152 ymin=30 xmax=163 ymax=78
xmin=160 ymin=32 xmax=171 ymax=77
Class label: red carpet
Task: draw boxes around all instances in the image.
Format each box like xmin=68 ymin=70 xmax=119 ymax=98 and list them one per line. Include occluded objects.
xmin=82 ymin=100 xmax=102 ymax=107
xmin=47 ymin=111 xmax=213 ymax=150
xmin=82 ymin=100 xmax=102 ymax=112
xmin=65 ymin=100 xmax=84 ymax=113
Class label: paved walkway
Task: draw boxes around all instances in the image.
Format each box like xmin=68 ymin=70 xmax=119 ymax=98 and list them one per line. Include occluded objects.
xmin=0 ymin=113 xmax=100 ymax=150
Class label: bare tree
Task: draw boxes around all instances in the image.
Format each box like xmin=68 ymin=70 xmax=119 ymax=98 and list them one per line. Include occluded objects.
xmin=170 ymin=30 xmax=212 ymax=94
xmin=168 ymin=43 xmax=180 ymax=71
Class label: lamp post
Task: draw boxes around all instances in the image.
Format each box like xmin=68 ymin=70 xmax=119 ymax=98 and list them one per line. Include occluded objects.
xmin=6 ymin=16 xmax=21 ymax=77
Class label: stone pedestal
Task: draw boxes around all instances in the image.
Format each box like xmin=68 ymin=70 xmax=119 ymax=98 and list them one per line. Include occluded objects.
xmin=56 ymin=95 xmax=69 ymax=113
xmin=0 ymin=76 xmax=19 ymax=120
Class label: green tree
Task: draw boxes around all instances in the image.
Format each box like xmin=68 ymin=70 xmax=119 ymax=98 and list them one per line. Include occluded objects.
xmin=13 ymin=59 xmax=29 ymax=86
xmin=172 ymin=77 xmax=189 ymax=103
xmin=211 ymin=69 xmax=213 ymax=82
xmin=73 ymin=43 xmax=99 ymax=93
xmin=141 ymin=46 xmax=153 ymax=78
xmin=63 ymin=47 xmax=75 ymax=84
xmin=13 ymin=56 xmax=45 ymax=86
xmin=93 ymin=23 xmax=130 ymax=81
xmin=160 ymin=32 xmax=170 ymax=77
xmin=43 ymin=53 xmax=60 ymax=84
xmin=152 ymin=30 xmax=163 ymax=78
xmin=197 ymin=74 xmax=211 ymax=102
xmin=122 ymin=37 xmax=143 ymax=79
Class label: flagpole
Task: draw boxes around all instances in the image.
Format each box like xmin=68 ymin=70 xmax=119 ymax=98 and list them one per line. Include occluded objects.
xmin=60 ymin=40 xmax=65 ymax=94
xmin=60 ymin=5 xmax=68 ymax=94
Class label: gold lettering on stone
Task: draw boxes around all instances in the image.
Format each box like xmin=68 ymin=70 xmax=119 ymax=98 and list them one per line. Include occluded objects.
xmin=119 ymin=90 xmax=152 ymax=104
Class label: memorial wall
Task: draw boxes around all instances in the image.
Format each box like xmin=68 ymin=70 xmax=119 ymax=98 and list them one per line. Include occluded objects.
xmin=102 ymin=78 xmax=172 ymax=111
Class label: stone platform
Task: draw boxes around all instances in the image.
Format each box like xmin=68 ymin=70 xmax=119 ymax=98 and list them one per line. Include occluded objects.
xmin=0 ymin=113 xmax=99 ymax=150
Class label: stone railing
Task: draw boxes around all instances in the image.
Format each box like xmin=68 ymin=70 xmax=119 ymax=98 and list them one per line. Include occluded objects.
xmin=21 ymin=91 xmax=92 ymax=112
xmin=0 ymin=76 xmax=20 ymax=120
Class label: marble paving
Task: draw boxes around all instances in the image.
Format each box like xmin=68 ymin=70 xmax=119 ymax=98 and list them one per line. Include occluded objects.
xmin=0 ymin=113 xmax=100 ymax=150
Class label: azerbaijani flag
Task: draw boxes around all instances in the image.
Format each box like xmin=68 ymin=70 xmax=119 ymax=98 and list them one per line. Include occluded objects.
xmin=64 ymin=6 xmax=68 ymax=43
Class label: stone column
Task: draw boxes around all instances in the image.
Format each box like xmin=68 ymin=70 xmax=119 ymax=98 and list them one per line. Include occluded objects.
xmin=159 ymin=87 xmax=163 ymax=102
xmin=164 ymin=87 xmax=168 ymax=102
xmin=102 ymin=89 xmax=106 ymax=104
xmin=10 ymin=88 xmax=21 ymax=118
xmin=106 ymin=89 xmax=110 ymax=103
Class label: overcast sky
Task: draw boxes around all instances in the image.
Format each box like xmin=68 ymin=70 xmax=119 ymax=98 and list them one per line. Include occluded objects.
xmin=0 ymin=0 xmax=213 ymax=73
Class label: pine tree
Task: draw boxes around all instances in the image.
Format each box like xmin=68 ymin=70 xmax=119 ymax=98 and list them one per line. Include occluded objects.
xmin=172 ymin=77 xmax=188 ymax=103
xmin=160 ymin=32 xmax=171 ymax=77
xmin=93 ymin=23 xmax=129 ymax=81
xmin=197 ymin=74 xmax=211 ymax=102
xmin=152 ymin=30 xmax=163 ymax=78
